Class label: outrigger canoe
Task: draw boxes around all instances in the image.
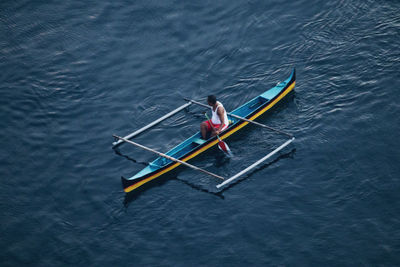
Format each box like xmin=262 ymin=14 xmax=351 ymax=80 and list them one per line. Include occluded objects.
xmin=114 ymin=69 xmax=296 ymax=193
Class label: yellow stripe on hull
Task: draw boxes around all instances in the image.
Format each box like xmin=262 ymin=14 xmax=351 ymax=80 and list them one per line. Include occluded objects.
xmin=124 ymin=81 xmax=295 ymax=193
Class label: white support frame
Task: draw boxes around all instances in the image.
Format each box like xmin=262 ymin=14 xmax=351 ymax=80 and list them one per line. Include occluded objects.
xmin=113 ymin=102 xmax=192 ymax=147
xmin=216 ymin=137 xmax=295 ymax=188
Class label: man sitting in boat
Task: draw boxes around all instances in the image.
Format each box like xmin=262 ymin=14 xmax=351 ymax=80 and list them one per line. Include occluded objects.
xmin=200 ymin=95 xmax=229 ymax=139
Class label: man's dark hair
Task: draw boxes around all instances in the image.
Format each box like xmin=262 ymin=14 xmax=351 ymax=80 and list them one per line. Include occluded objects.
xmin=207 ymin=95 xmax=217 ymax=105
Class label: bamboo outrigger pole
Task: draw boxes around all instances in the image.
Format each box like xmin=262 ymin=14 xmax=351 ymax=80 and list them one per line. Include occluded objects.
xmin=216 ymin=137 xmax=295 ymax=188
xmin=113 ymin=102 xmax=192 ymax=147
xmin=113 ymin=135 xmax=225 ymax=181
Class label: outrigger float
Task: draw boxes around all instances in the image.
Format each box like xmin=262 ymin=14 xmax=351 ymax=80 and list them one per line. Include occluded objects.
xmin=113 ymin=69 xmax=296 ymax=193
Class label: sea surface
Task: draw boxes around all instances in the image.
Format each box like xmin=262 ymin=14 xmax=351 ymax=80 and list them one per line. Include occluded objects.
xmin=1 ymin=0 xmax=400 ymax=266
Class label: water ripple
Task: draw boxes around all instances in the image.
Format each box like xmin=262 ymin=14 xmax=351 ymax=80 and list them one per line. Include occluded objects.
xmin=1 ymin=0 xmax=400 ymax=266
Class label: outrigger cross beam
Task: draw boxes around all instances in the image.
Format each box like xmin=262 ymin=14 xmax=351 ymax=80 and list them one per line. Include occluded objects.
xmin=113 ymin=68 xmax=296 ymax=192
xmin=113 ymin=135 xmax=225 ymax=181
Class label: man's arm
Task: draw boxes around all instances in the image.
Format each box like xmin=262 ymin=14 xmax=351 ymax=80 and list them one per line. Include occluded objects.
xmin=216 ymin=106 xmax=225 ymax=133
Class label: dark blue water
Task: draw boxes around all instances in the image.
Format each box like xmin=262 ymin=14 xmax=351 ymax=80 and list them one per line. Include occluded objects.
xmin=1 ymin=0 xmax=400 ymax=266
